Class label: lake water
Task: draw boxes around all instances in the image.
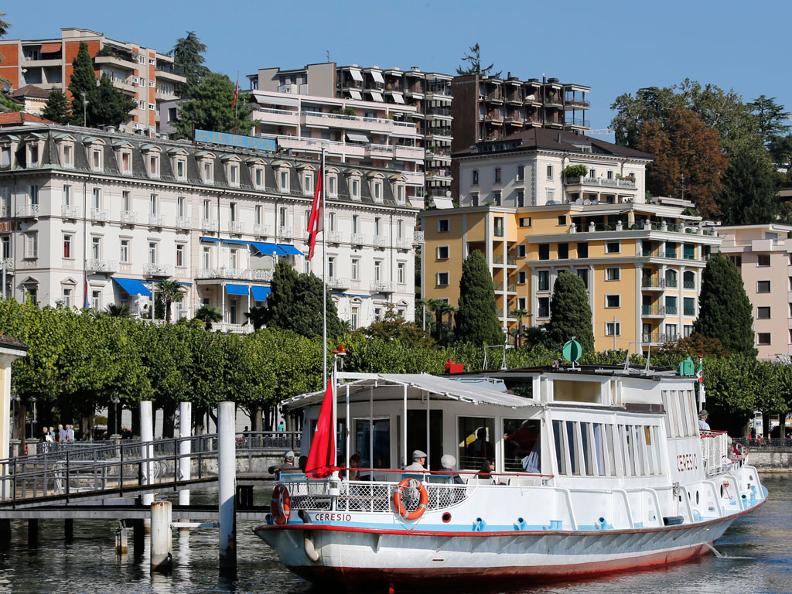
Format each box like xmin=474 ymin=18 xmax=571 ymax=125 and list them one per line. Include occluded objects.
xmin=0 ymin=476 xmax=790 ymax=593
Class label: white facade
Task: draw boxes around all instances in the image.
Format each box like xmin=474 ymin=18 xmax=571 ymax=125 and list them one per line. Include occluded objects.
xmin=0 ymin=125 xmax=419 ymax=331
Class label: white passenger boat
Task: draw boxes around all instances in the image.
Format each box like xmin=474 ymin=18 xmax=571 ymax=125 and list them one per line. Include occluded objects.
xmin=255 ymin=365 xmax=766 ymax=590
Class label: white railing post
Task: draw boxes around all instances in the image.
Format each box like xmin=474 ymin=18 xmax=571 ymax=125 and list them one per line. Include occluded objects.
xmin=218 ymin=401 xmax=236 ymax=576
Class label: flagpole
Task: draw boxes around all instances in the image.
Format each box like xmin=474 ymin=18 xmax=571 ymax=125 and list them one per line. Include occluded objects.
xmin=322 ymin=148 xmax=328 ymax=388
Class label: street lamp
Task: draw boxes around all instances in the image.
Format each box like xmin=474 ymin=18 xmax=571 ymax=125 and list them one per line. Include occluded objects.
xmin=29 ymin=396 xmax=37 ymax=440
xmin=111 ymin=394 xmax=120 ymax=437
xmin=80 ymin=91 xmax=89 ymax=127
xmin=10 ymin=390 xmax=19 ymax=441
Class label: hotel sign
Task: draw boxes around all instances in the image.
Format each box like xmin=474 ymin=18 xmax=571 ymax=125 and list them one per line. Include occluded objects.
xmin=194 ymin=130 xmax=277 ymax=153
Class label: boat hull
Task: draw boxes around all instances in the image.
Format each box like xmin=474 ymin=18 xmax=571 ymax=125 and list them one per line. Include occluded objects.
xmin=255 ymin=513 xmax=744 ymax=589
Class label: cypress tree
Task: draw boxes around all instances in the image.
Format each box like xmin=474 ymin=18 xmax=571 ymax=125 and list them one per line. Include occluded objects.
xmin=718 ymin=150 xmax=779 ymax=225
xmin=68 ymin=42 xmax=97 ymax=126
xmin=456 ymin=250 xmax=502 ymax=345
xmin=92 ymin=73 xmax=136 ymax=128
xmin=41 ymin=89 xmax=72 ymax=124
xmin=265 ymin=259 xmax=299 ymax=329
xmin=547 ymin=271 xmax=594 ymax=352
xmin=694 ymin=255 xmax=755 ymax=355
xmin=289 ymin=273 xmax=345 ymax=339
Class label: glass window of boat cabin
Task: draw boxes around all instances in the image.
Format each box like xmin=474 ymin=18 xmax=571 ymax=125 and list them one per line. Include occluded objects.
xmin=458 ymin=416 xmax=495 ymax=471
xmin=311 ymin=418 xmax=346 ymax=460
xmin=503 ymin=419 xmax=542 ymax=473
xmin=354 ymin=418 xmax=391 ymax=470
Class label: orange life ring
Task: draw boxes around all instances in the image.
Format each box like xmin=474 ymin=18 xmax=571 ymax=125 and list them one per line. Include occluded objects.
xmin=271 ymin=484 xmax=291 ymax=525
xmin=392 ymin=478 xmax=429 ymax=521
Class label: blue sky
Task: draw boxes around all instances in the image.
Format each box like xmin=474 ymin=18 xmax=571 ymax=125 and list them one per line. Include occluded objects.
xmin=5 ymin=0 xmax=791 ymax=135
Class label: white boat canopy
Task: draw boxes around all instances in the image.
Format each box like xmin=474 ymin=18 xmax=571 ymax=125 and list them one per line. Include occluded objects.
xmin=280 ymin=372 xmax=540 ymax=410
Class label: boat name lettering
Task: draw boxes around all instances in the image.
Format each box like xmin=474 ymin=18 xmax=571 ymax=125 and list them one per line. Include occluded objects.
xmin=313 ymin=513 xmax=353 ymax=522
xmin=676 ymin=453 xmax=697 ymax=471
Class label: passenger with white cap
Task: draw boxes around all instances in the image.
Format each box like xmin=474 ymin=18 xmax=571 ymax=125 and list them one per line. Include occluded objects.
xmin=404 ymin=449 xmax=428 ymax=472
xmin=268 ymin=450 xmax=300 ymax=479
xmin=437 ymin=454 xmax=464 ymax=485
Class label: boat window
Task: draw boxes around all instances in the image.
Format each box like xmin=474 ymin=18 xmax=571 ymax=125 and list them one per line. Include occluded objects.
xmin=503 ymin=419 xmax=541 ymax=473
xmin=644 ymin=426 xmax=656 ymax=474
xmin=631 ymin=425 xmax=645 ymax=476
xmin=553 ymin=380 xmax=600 ymax=403
xmin=580 ymin=422 xmax=592 ymax=476
xmin=355 ymin=419 xmax=391 ymax=469
xmin=592 ymin=424 xmax=606 ymax=476
xmin=566 ymin=421 xmax=580 ymax=475
xmin=684 ymin=390 xmax=698 ymax=436
xmin=458 ymin=417 xmax=495 ymax=471
xmin=650 ymin=426 xmax=663 ymax=473
xmin=621 ymin=425 xmax=634 ymax=476
xmin=552 ymin=420 xmax=566 ymax=474
xmin=312 ymin=419 xmax=346 ymax=459
xmin=607 ymin=424 xmax=621 ymax=476
xmin=661 ymin=390 xmax=673 ymax=436
xmin=604 ymin=424 xmax=617 ymax=476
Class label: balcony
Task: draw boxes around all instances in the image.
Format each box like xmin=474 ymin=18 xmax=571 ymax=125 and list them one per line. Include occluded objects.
xmin=277 ymin=226 xmax=293 ymax=239
xmin=641 ymin=278 xmax=666 ymax=290
xmin=544 ymin=94 xmax=563 ymax=108
xmin=564 ymin=176 xmax=637 ymax=190
xmin=565 ymin=115 xmax=590 ymax=128
xmin=394 ymin=145 xmax=424 ymax=160
xmin=61 ymin=205 xmax=79 ymax=219
xmin=230 ymin=221 xmax=245 ymax=234
xmin=641 ymin=305 xmax=666 ymax=318
xmin=201 ymin=219 xmax=217 ymax=232
xmin=144 ymin=263 xmax=172 ymax=277
xmin=2 ymin=258 xmax=14 ymax=272
xmin=327 ymin=277 xmax=351 ymax=290
xmin=351 ymin=233 xmax=369 ymax=246
xmin=254 ymin=224 xmax=274 ymax=237
xmin=367 ymin=144 xmax=394 ymax=159
xmin=87 ymin=259 xmax=117 ymax=274
xmin=91 ymin=209 xmax=109 ymax=223
xmin=642 ymin=332 xmax=677 ymax=345
xmin=396 ymin=239 xmax=413 ymax=250
xmin=197 ymin=268 xmax=273 ymax=282
xmin=120 ymin=211 xmax=137 ymax=225
xmin=94 ymin=54 xmax=137 ymax=71
xmin=176 ymin=217 xmax=192 ymax=230
xmin=373 ymin=236 xmax=389 ymax=248
xmin=16 ymin=205 xmax=39 ymax=218
xmin=371 ymin=281 xmax=394 ymax=293
xmin=149 ymin=214 xmax=164 ymax=227
xmin=325 ymin=230 xmax=344 ymax=244
xmin=156 ymin=68 xmax=187 ymax=84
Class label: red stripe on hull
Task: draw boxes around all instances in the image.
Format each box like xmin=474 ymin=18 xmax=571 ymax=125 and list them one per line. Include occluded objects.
xmin=288 ymin=543 xmax=711 ymax=590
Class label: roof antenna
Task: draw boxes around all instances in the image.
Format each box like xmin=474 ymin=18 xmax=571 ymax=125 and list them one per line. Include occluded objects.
xmin=326 ymin=50 xmax=331 ymax=63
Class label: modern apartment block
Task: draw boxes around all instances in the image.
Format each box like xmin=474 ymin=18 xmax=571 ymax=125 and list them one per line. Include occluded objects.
xmin=450 ymin=74 xmax=589 ymax=198
xmin=247 ymin=62 xmax=453 ymax=204
xmin=422 ymin=129 xmax=720 ymax=353
xmin=0 ymin=124 xmax=418 ymax=331
xmin=0 ymin=28 xmax=186 ymax=135
xmin=716 ymin=224 xmax=792 ymax=360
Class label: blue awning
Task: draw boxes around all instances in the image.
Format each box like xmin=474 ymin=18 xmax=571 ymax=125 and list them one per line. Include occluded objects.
xmin=200 ymin=236 xmax=220 ymax=243
xmin=278 ymin=244 xmax=303 ymax=256
xmin=225 ymin=283 xmax=249 ymax=296
xmin=251 ymin=242 xmax=282 ymax=256
xmin=113 ymin=277 xmax=151 ymax=297
xmin=223 ymin=238 xmax=251 ymax=246
xmin=251 ymin=286 xmax=271 ymax=301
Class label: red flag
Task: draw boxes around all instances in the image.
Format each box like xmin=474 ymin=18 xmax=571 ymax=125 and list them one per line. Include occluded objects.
xmin=305 ymin=381 xmax=336 ymax=478
xmin=306 ymin=168 xmax=323 ymax=261
xmin=231 ymin=78 xmax=239 ymax=108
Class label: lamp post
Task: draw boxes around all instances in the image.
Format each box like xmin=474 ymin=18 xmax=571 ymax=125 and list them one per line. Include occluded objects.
xmin=29 ymin=396 xmax=37 ymax=440
xmin=10 ymin=391 xmax=19 ymax=441
xmin=111 ymin=394 xmax=120 ymax=437
xmin=80 ymin=91 xmax=88 ymax=127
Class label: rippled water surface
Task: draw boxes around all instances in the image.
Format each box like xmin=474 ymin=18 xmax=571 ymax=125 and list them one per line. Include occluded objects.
xmin=0 ymin=476 xmax=789 ymax=593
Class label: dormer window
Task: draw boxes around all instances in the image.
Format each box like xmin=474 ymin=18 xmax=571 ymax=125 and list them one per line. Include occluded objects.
xmin=226 ymin=162 xmax=239 ymax=187
xmin=394 ymin=183 xmax=406 ymax=205
xmin=91 ymin=148 xmax=102 ymax=171
xmin=60 ymin=143 xmax=74 ymax=168
xmin=350 ymin=176 xmax=361 ymax=200
xmin=253 ymin=166 xmax=264 ymax=188
xmin=327 ymin=173 xmax=338 ymax=197
xmin=278 ymin=169 xmax=290 ymax=193
xmin=302 ymin=171 xmax=313 ymax=196
xmin=372 ymin=180 xmax=383 ymax=203
xmin=148 ymin=154 xmax=160 ymax=178
xmin=28 ymin=143 xmax=40 ymax=167
xmin=201 ymin=160 xmax=214 ymax=183
xmin=0 ymin=146 xmax=11 ymax=168
xmin=175 ymin=158 xmax=186 ymax=179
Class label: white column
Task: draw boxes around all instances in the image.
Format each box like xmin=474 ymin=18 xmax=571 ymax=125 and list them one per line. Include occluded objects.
xmin=140 ymin=401 xmax=154 ymax=507
xmin=150 ymin=500 xmax=172 ymax=572
xmin=218 ymin=401 xmax=236 ymax=575
xmin=178 ymin=401 xmax=192 ymax=506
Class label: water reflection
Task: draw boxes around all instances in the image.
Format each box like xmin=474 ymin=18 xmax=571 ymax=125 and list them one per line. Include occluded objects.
xmin=0 ymin=477 xmax=789 ymax=593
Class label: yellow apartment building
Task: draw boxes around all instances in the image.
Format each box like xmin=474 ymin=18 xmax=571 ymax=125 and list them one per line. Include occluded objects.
xmin=422 ymin=129 xmax=721 ymax=354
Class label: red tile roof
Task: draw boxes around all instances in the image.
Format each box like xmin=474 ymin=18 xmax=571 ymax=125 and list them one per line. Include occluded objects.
xmin=0 ymin=112 xmax=52 ymax=126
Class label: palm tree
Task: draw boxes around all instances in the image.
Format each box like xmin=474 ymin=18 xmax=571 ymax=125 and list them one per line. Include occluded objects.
xmin=245 ymin=305 xmax=268 ymax=330
xmin=0 ymin=12 xmax=9 ymax=38
xmin=510 ymin=308 xmax=529 ymax=348
xmin=105 ymin=303 xmax=130 ymax=317
xmin=156 ymin=280 xmax=185 ymax=323
xmin=426 ymin=298 xmax=456 ymax=343
xmin=193 ymin=305 xmax=222 ymax=330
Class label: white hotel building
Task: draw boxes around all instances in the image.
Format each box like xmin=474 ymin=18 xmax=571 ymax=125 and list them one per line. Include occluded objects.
xmin=0 ymin=124 xmax=420 ymax=331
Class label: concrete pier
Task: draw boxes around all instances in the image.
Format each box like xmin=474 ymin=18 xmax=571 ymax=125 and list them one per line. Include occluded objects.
xmin=150 ymin=500 xmax=172 ymax=573
xmin=218 ymin=401 xmax=236 ymax=576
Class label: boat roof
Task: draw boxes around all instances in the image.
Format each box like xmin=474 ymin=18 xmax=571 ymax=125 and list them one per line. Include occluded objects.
xmin=281 ymin=373 xmax=540 ymax=410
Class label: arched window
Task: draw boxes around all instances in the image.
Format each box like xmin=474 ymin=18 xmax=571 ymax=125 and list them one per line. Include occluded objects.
xmin=665 ymin=269 xmax=677 ymax=288
xmin=683 ymin=271 xmax=695 ymax=289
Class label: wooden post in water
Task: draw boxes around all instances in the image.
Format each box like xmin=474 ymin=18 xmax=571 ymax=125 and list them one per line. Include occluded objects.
xmin=218 ymin=401 xmax=237 ymax=577
xmin=132 ymin=518 xmax=145 ymax=562
xmin=115 ymin=522 xmax=128 ymax=557
xmin=150 ymin=500 xmax=172 ymax=573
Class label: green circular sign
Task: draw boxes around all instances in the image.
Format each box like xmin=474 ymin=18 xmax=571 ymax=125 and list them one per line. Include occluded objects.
xmin=562 ymin=339 xmax=583 ymax=363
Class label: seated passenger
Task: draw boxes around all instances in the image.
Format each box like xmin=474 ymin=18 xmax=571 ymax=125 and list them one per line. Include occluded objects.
xmin=698 ymin=410 xmax=710 ymax=431
xmin=268 ymin=450 xmax=300 ymax=479
xmin=436 ymin=454 xmax=464 ymax=485
xmin=478 ymin=459 xmax=495 ymax=480
xmin=404 ymin=450 xmax=428 ymax=472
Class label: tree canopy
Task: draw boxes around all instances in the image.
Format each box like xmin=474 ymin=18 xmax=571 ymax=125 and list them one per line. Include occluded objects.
xmin=546 ymin=272 xmax=594 ymax=352
xmin=455 ymin=250 xmax=502 ymax=345
xmin=718 ymin=149 xmax=779 ymax=225
xmin=456 ymin=43 xmax=501 ymax=78
xmin=68 ymin=42 xmax=135 ymax=128
xmin=41 ymin=89 xmax=72 ymax=124
xmin=175 ymin=72 xmax=252 ymax=138
xmin=693 ymin=255 xmax=755 ymax=356
xmin=172 ymin=31 xmax=210 ymax=97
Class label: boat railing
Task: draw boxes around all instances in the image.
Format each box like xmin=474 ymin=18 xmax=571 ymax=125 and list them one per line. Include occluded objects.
xmin=700 ymin=430 xmax=729 ymax=476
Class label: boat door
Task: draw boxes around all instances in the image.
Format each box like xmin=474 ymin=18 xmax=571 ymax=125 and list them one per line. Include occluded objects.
xmin=406 ymin=410 xmax=443 ymax=470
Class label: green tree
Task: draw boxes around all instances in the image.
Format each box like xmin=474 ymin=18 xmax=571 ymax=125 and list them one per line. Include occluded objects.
xmin=361 ymin=305 xmax=435 ymax=347
xmin=68 ymin=42 xmax=98 ymax=126
xmin=426 ymin=298 xmax=456 ymax=344
xmin=694 ymin=255 xmax=755 ymax=356
xmin=41 ymin=89 xmax=72 ymax=124
xmin=718 ymin=149 xmax=779 ymax=225
xmin=287 ymin=272 xmax=345 ymax=339
xmin=91 ymin=73 xmax=136 ymax=128
xmin=0 ymin=12 xmax=9 ymax=37
xmin=748 ymin=95 xmax=790 ymax=144
xmin=456 ymin=43 xmax=500 ymax=78
xmin=265 ymin=259 xmax=299 ymax=329
xmin=245 ymin=305 xmax=268 ymax=330
xmin=105 ymin=303 xmax=130 ymax=317
xmin=156 ymin=280 xmax=186 ymax=323
xmin=193 ymin=305 xmax=221 ymax=330
xmin=456 ymin=251 xmax=502 ymax=345
xmin=546 ymin=272 xmax=594 ymax=352
xmin=172 ymin=31 xmax=210 ymax=97
xmin=175 ymin=72 xmax=252 ymax=138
